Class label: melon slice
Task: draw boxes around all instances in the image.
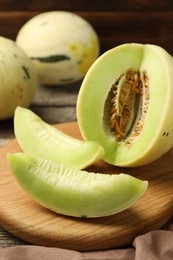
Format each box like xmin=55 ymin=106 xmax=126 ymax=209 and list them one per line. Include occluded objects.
xmin=14 ymin=106 xmax=104 ymax=169
xmin=7 ymin=153 xmax=148 ymax=218
xmin=77 ymin=43 xmax=173 ymax=167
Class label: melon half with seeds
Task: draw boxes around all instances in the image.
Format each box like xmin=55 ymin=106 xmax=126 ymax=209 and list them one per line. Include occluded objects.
xmin=77 ymin=43 xmax=173 ymax=167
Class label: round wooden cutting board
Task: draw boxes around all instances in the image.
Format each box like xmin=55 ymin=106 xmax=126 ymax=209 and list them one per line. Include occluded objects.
xmin=1 ymin=122 xmax=173 ymax=251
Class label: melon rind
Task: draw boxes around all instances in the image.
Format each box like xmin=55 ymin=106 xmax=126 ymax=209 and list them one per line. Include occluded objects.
xmin=7 ymin=152 xmax=148 ymax=218
xmin=14 ymin=106 xmax=104 ymax=169
xmin=77 ymin=43 xmax=173 ymax=167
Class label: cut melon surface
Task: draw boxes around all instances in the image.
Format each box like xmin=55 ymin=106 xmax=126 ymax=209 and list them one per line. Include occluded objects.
xmin=14 ymin=106 xmax=104 ymax=169
xmin=7 ymin=153 xmax=148 ymax=218
xmin=77 ymin=43 xmax=173 ymax=167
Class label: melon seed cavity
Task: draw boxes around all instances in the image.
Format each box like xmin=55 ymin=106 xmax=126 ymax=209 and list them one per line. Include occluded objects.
xmin=105 ymin=69 xmax=150 ymax=145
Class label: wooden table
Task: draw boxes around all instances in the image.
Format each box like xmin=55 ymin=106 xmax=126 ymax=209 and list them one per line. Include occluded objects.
xmin=0 ymin=82 xmax=80 ymax=247
xmin=1 ymin=0 xmax=173 ymax=249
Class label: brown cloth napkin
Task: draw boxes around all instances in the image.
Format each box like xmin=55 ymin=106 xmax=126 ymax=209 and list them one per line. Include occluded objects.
xmin=1 ymin=222 xmax=173 ymax=260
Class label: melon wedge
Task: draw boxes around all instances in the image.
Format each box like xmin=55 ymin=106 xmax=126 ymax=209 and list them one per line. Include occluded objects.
xmin=7 ymin=153 xmax=148 ymax=218
xmin=14 ymin=106 xmax=104 ymax=169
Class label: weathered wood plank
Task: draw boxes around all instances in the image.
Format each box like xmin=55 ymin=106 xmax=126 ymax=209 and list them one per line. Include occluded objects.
xmin=0 ymin=11 xmax=173 ymax=54
xmin=29 ymin=81 xmax=80 ymax=123
xmin=31 ymin=106 xmax=77 ymax=125
xmin=0 ymin=0 xmax=173 ymax=11
xmin=0 ymin=81 xmax=79 ymax=142
xmin=32 ymin=82 xmax=81 ymax=107
xmin=0 ymin=227 xmax=26 ymax=248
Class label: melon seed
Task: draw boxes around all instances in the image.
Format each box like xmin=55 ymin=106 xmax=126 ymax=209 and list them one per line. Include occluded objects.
xmin=110 ymin=69 xmax=150 ymax=144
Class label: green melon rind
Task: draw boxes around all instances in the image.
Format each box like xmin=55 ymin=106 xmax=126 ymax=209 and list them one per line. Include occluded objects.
xmin=7 ymin=152 xmax=148 ymax=218
xmin=77 ymin=43 xmax=173 ymax=167
xmin=14 ymin=106 xmax=104 ymax=169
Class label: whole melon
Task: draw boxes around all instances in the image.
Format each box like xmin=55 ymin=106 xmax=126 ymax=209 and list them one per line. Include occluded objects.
xmin=16 ymin=11 xmax=100 ymax=86
xmin=0 ymin=36 xmax=37 ymax=120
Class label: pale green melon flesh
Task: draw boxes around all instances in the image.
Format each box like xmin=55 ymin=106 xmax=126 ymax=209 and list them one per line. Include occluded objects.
xmin=14 ymin=106 xmax=104 ymax=169
xmin=77 ymin=43 xmax=173 ymax=167
xmin=7 ymin=153 xmax=148 ymax=218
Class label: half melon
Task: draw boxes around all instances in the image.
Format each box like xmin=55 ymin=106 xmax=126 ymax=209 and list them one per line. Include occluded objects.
xmin=77 ymin=43 xmax=173 ymax=167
